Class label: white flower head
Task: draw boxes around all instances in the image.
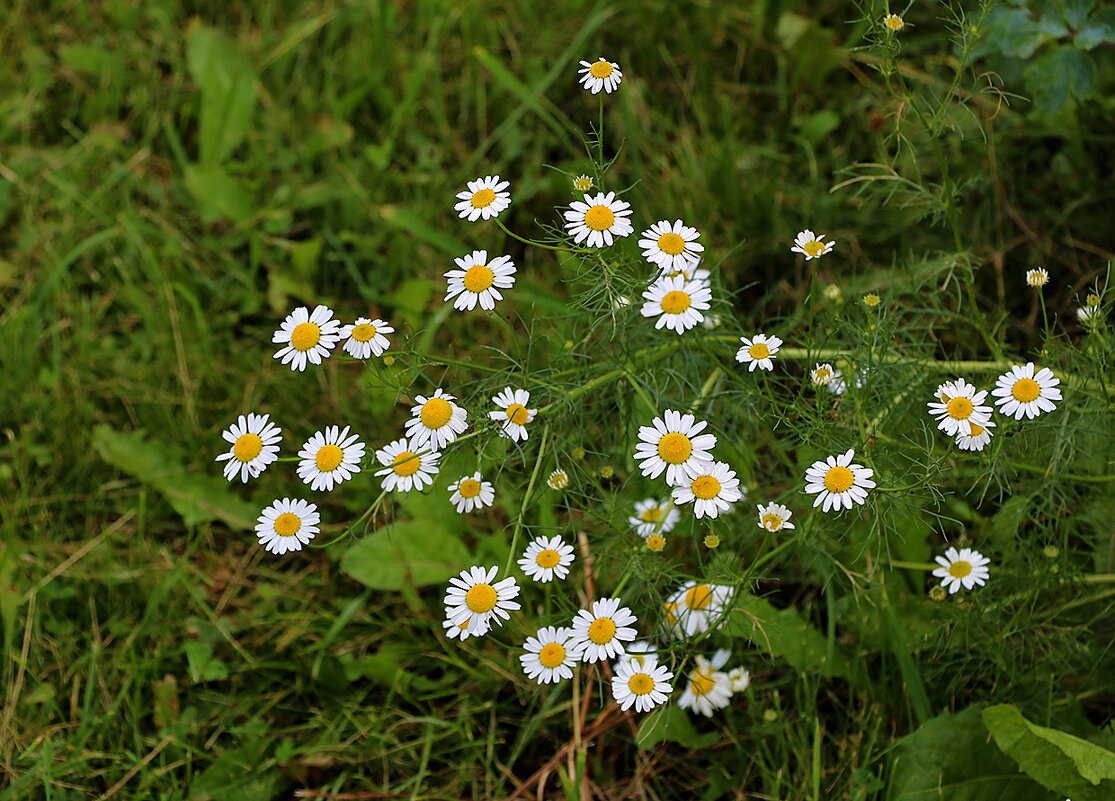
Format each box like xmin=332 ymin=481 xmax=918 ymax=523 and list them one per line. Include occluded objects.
xmin=612 ymin=640 xmax=659 ymax=673
xmin=931 ymin=546 xmax=990 ymax=594
xmin=443 ymin=565 xmax=521 ymax=636
xmin=373 ymin=437 xmax=440 ymax=493
xmin=454 ymin=175 xmax=511 ymax=222
xmin=638 ymin=219 xmax=704 ymax=272
xmin=671 ymin=461 xmax=744 ymax=519
xmin=728 ymin=666 xmax=751 ymax=693
xmin=547 ymin=469 xmax=569 ymax=490
xmin=612 ymin=659 xmax=674 ymax=713
xmin=448 ymin=472 xmax=495 ymax=514
xmin=663 ymin=581 xmax=734 ymax=639
xmin=518 ymin=535 xmax=575 ymax=583
xmin=736 ymin=334 xmax=783 ymax=372
xmin=628 ymin=498 xmax=681 ymax=538
xmin=1077 ymin=304 xmax=1101 ymax=324
xmin=883 ymin=13 xmax=905 ymax=31
xmin=255 ymin=498 xmax=319 ymax=555
xmin=569 ymin=597 xmax=638 ymax=663
xmin=791 ymin=230 xmax=835 ymax=260
xmin=633 ymin=409 xmax=717 ymax=486
xmin=444 ymin=250 xmax=516 ymax=311
xmin=804 ymin=449 xmax=876 ymax=513
xmin=927 ymin=377 xmax=993 ymax=437
xmin=811 ymin=363 xmax=842 ymax=390
xmin=955 ymin=418 xmax=995 ymax=452
xmin=677 ymin=657 xmax=733 ymax=716
xmin=405 ymin=388 xmax=468 ymax=450
xmin=489 ymin=387 xmax=537 ymax=442
xmin=1026 ymin=268 xmax=1049 ymax=287
xmin=991 ymin=363 xmax=1062 ymax=420
xmin=577 ymin=57 xmax=623 ymax=94
xmin=640 ymin=274 xmax=712 ymax=335
xmin=756 ymin=502 xmax=795 ymax=532
xmin=520 ymin=626 xmax=580 ymax=684
xmin=296 ymin=425 xmax=365 ymax=492
xmin=564 ymin=191 xmax=634 ymax=248
xmin=215 ymin=412 xmax=282 ymax=483
xmin=272 ymin=305 xmax=342 ymax=371
xmin=339 ymin=317 xmax=393 ymax=359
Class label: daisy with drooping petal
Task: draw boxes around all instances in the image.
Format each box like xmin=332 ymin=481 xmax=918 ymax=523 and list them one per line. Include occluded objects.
xmin=255 ymin=498 xmax=319 ymax=555
xmin=640 ymin=274 xmax=712 ymax=335
xmin=444 ymin=250 xmax=516 ymax=311
xmin=518 ymin=536 xmax=575 ymax=583
xmin=297 ymin=425 xmax=365 ymax=492
xmin=662 ymin=582 xmax=734 ymax=639
xmin=547 ymin=469 xmax=569 ymax=490
xmin=955 ymin=418 xmax=995 ymax=451
xmin=790 ymin=230 xmax=836 ymax=260
xmin=339 ymin=317 xmax=393 ymax=359
xmin=633 ymin=410 xmax=717 ymax=486
xmin=728 ymin=666 xmax=751 ymax=693
xmin=932 ymin=546 xmax=991 ymax=594
xmin=638 ymin=219 xmax=704 ymax=272
xmin=454 ymin=175 xmax=511 ymax=222
xmin=444 ymin=565 xmax=521 ymax=635
xmin=927 ymin=377 xmax=992 ymax=437
xmin=612 ymin=659 xmax=674 ymax=713
xmin=570 ymin=598 xmax=638 ymax=663
xmin=405 ymin=388 xmax=468 ymax=450
xmin=756 ymin=502 xmax=795 ymax=532
xmin=804 ymin=449 xmax=876 ymax=512
xmin=613 ymin=641 xmax=659 ymax=672
xmin=677 ymin=655 xmax=733 ymax=716
xmin=577 ymin=57 xmax=623 ymax=94
xmin=374 ymin=437 xmax=440 ymax=492
xmin=489 ymin=387 xmax=537 ymax=442
xmin=671 ymin=461 xmax=744 ymax=519
xmin=520 ymin=626 xmax=581 ymax=684
xmin=1026 ymin=268 xmax=1049 ymax=287
xmin=272 ymin=305 xmax=342 ymax=371
xmin=564 ymin=191 xmax=634 ymax=248
xmin=215 ymin=413 xmax=282 ymax=483
xmin=991 ymin=363 xmax=1062 ymax=420
xmin=448 ymin=472 xmax=494 ymax=514
xmin=628 ymin=498 xmax=681 ymax=538
xmin=442 ymin=614 xmax=490 ymax=641
xmin=736 ymin=334 xmax=782 ymax=372
xmin=1078 ymin=295 xmax=1101 ymax=325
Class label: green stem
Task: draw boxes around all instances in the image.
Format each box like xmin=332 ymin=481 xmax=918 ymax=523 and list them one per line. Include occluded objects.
xmin=504 ymin=424 xmax=550 ymax=574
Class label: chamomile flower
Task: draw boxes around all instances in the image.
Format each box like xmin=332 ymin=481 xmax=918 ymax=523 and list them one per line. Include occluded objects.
xmin=663 ymin=581 xmax=734 ymax=638
xmin=572 ymin=174 xmax=594 ymax=192
xmin=646 ymin=534 xmax=666 ymax=552
xmin=790 ymin=230 xmax=835 ymax=260
xmin=489 ymin=387 xmax=537 ymax=441
xmin=1026 ymin=268 xmax=1049 ymax=287
xmin=374 ymin=437 xmax=440 ymax=492
xmin=577 ymin=57 xmax=623 ymax=94
xmin=728 ymin=667 xmax=751 ymax=693
xmin=931 ymin=547 xmax=991 ymax=594
xmin=443 ymin=565 xmax=521 ymax=636
xmin=638 ymin=219 xmax=704 ymax=272
xmin=518 ymin=536 xmax=575 ymax=583
xmin=339 ymin=317 xmax=393 ymax=359
xmin=927 ymin=377 xmax=992 ymax=437
xmin=564 ymin=191 xmax=634 ymax=248
xmin=296 ymin=425 xmax=365 ymax=492
xmin=272 ymin=305 xmax=342 ymax=371
xmin=991 ymin=363 xmax=1062 ymax=420
xmin=883 ymin=13 xmax=905 ymax=31
xmin=454 ymin=175 xmax=511 ymax=222
xmin=736 ymin=334 xmax=783 ymax=372
xmin=671 ymin=461 xmax=743 ymax=519
xmin=677 ymin=656 xmax=733 ymax=716
xmin=448 ymin=472 xmax=495 ymax=514
xmin=444 ymin=250 xmax=516 ymax=311
xmin=547 ymin=469 xmax=569 ymax=490
xmin=633 ymin=409 xmax=717 ymax=486
xmin=612 ymin=660 xmax=674 ymax=713
xmin=756 ymin=502 xmax=795 ymax=532
xmin=955 ymin=419 xmax=995 ymax=451
xmin=255 ymin=498 xmax=319 ymax=555
xmin=215 ymin=413 xmax=282 ymax=483
xmin=613 ymin=641 xmax=659 ymax=672
xmin=405 ymin=388 xmax=468 ymax=450
xmin=640 ymin=274 xmax=712 ymax=335
xmin=811 ymin=363 xmax=840 ymax=389
xmin=1078 ymin=304 xmax=1101 ymax=324
xmin=628 ymin=498 xmax=681 ymax=538
xmin=442 ymin=614 xmax=490 ymax=641
xmin=804 ymin=449 xmax=876 ymax=512
xmin=656 ymin=262 xmax=711 ymax=283
xmin=570 ymin=598 xmax=638 ymax=663
xmin=520 ymin=626 xmax=580 ymax=684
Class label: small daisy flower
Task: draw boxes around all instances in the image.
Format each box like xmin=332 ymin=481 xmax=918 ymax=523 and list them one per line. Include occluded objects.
xmin=564 ymin=191 xmax=634 ymax=248
xmin=454 ymin=175 xmax=511 ymax=222
xmin=671 ymin=461 xmax=744 ymax=519
xmin=215 ymin=412 xmax=282 ymax=483
xmin=633 ymin=409 xmax=718 ymax=486
xmin=931 ymin=546 xmax=991 ymax=594
xmin=613 ymin=641 xmax=659 ymax=673
xmin=810 ymin=363 xmax=841 ymax=389
xmin=677 ymin=657 xmax=733 ymax=716
xmin=374 ymin=437 xmax=440 ymax=493
xmin=1026 ymin=268 xmax=1049 ymax=287
xmin=570 ymin=598 xmax=638 ymax=663
xmin=442 ymin=614 xmax=490 ymax=641
xmin=638 ymin=219 xmax=704 ymax=272
xmin=520 ymin=626 xmax=580 ymax=684
xmin=991 ymin=363 xmax=1062 ymax=420
xmin=577 ymin=57 xmax=623 ymax=94
xmin=546 ymin=469 xmax=569 ymax=490
xmin=1077 ymin=304 xmax=1101 ymax=324
xmin=296 ymin=425 xmax=365 ymax=492
xmin=655 ymin=262 xmax=711 ymax=283
xmin=791 ymin=230 xmax=835 ymax=260
xmin=728 ymin=667 xmax=751 ymax=693
xmin=955 ymin=419 xmax=995 ymax=452
xmin=640 ymin=274 xmax=712 ymax=335
xmin=927 ymin=377 xmax=992 ymax=437
xmin=862 ymin=293 xmax=881 ymax=308
xmin=448 ymin=472 xmax=495 ymax=514
xmin=823 ymin=283 xmax=842 ymax=303
xmin=628 ymin=498 xmax=681 ymax=538
xmin=572 ymin=174 xmax=594 ymax=192
xmin=444 ymin=250 xmax=516 ymax=311
xmin=518 ymin=536 xmax=575 ymax=583
xmin=612 ymin=659 xmax=674 ymax=713
xmin=272 ymin=305 xmax=342 ymax=371
xmin=339 ymin=317 xmax=393 ymax=359
xmin=663 ymin=581 xmax=734 ymax=639
xmin=883 ymin=13 xmax=905 ymax=31
xmin=255 ymin=498 xmax=319 ymax=555
xmin=646 ymin=534 xmax=666 ymax=552
xmin=804 ymin=449 xmax=876 ymax=513
xmin=736 ymin=334 xmax=783 ymax=372
xmin=489 ymin=387 xmax=537 ymax=442
xmin=405 ymin=388 xmax=468 ymax=450
xmin=444 ymin=565 xmax=521 ymax=636
xmin=756 ymin=502 xmax=795 ymax=532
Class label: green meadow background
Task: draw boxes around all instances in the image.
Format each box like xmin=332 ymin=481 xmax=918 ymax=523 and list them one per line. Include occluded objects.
xmin=2 ymin=0 xmax=1114 ymax=799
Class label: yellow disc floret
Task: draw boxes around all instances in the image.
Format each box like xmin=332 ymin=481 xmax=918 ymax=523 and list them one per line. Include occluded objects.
xmin=535 ymin=549 xmax=561 ymax=568
xmin=234 ymin=433 xmax=263 ymax=463
xmin=657 ymin=232 xmax=686 ymax=255
xmin=657 ymin=432 xmax=692 ymax=465
xmin=465 ymin=583 xmax=498 ymax=613
xmin=291 ymin=322 xmax=321 ymax=352
xmin=627 ymin=673 xmax=655 ymax=695
xmin=1012 ymin=378 xmax=1040 ymax=403
xmin=947 ymin=397 xmax=974 ymax=420
xmin=590 ymin=60 xmax=613 ymax=79
xmin=588 ymin=617 xmax=616 ymax=644
xmin=462 ymin=264 xmax=495 ymax=293
xmin=351 ymin=323 xmax=376 ymax=342
xmin=273 ymin=512 xmax=301 ymax=538
xmin=505 ymin=403 xmax=530 ymax=425
xmin=660 ymin=290 xmax=691 ymax=315
xmin=470 ymin=187 xmax=496 ymax=208
xmin=691 ymin=475 xmax=721 ymax=500
xmin=584 ymin=204 xmax=615 ymax=231
xmin=688 ymin=668 xmax=715 ymax=697
xmin=748 ymin=343 xmax=770 ymax=360
xmin=392 ymin=451 xmax=421 ymax=477
xmin=685 ymin=584 xmax=714 ymax=610
xmin=949 ymin=560 xmax=972 ymax=579
xmin=458 ymin=479 xmax=481 ymax=498
xmin=315 ymin=444 xmax=344 ymax=472
xmin=539 ymin=642 xmax=566 ymax=668
xmin=420 ymin=397 xmax=454 ymax=429
xmin=824 ymin=465 xmax=855 ymax=493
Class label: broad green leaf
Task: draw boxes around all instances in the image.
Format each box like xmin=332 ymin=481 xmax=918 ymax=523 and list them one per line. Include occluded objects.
xmin=1055 ymin=0 xmax=1094 ymax=30
xmin=1076 ymin=8 xmax=1115 ymax=49
xmin=183 ymin=164 xmax=254 ymax=224
xmin=1025 ymin=46 xmax=1097 ymax=114
xmin=186 ymin=22 xmax=258 ymax=164
xmin=340 ymin=521 xmax=469 ymax=590
xmin=185 ymin=641 xmax=229 ymax=683
xmin=974 ymin=8 xmax=1058 ymax=59
xmin=722 ymin=594 xmax=853 ymax=679
xmin=637 ymin=706 xmax=719 ymax=750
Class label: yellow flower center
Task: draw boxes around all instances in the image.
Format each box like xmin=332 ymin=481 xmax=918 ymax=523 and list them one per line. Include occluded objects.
xmin=465 ymin=583 xmax=498 ymax=613
xmin=947 ymin=397 xmax=974 ymax=420
xmin=823 ymin=465 xmax=855 ymax=493
xmin=657 ymin=432 xmax=692 ymax=465
xmin=457 ymin=478 xmax=481 ymax=499
xmin=584 ymin=204 xmax=615 ymax=231
xmin=646 ymin=535 xmax=665 ymax=551
xmin=589 ymin=60 xmax=613 ymax=78
xmin=948 ymin=560 xmax=972 ymax=578
xmin=967 ymin=423 xmax=985 ymax=438
xmin=315 ymin=444 xmax=344 ymax=472
xmin=535 ymin=549 xmax=561 ymax=568
xmin=462 ymin=264 xmax=495 ymax=293
xmin=803 ymin=240 xmax=825 ymax=258
xmin=538 ymin=642 xmax=566 ymax=668
xmin=863 ymin=293 xmax=881 ymax=307
xmin=627 ymin=673 xmax=656 ymax=695
xmin=763 ymin=513 xmax=785 ymax=531
xmin=884 ymin=14 xmax=904 ymax=31
xmin=691 ymin=475 xmax=721 ymax=500
xmin=470 ymin=187 xmax=496 ymax=208
xmin=505 ymin=403 xmax=530 ymax=425
xmin=1012 ymin=378 xmax=1040 ymax=403
xmin=685 ymin=584 xmax=714 ymax=610
xmin=748 ymin=343 xmax=770 ymax=360
xmin=689 ymin=668 xmax=715 ymax=697
xmin=657 ymin=232 xmax=686 ymax=256
xmin=351 ymin=323 xmax=376 ymax=342
xmin=573 ymin=176 xmax=594 ymax=191
xmin=588 ymin=617 xmax=616 ymax=644
xmin=813 ymin=368 xmax=831 ymax=384
xmin=660 ymin=290 xmax=691 ymax=315
xmin=420 ymin=397 xmax=454 ymax=429
xmin=392 ymin=451 xmax=421 ymax=477
xmin=290 ymin=322 xmax=321 ymax=352
xmin=273 ymin=512 xmax=301 ymax=538
xmin=640 ymin=507 xmax=664 ymax=523
xmin=233 ymin=433 xmax=263 ymax=463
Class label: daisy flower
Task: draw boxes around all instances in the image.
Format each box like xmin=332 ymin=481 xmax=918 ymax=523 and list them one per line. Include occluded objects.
xmin=613 ymin=641 xmax=659 ymax=672
xmin=677 ymin=655 xmax=733 ymax=716
xmin=339 ymin=317 xmax=393 ymax=359
xmin=671 ymin=461 xmax=743 ymax=519
xmin=633 ymin=409 xmax=717 ymax=486
xmin=612 ymin=660 xmax=674 ymax=713
xmin=442 ymin=614 xmax=490 ymax=641
xmin=454 ymin=175 xmax=510 ymax=222
xmin=215 ymin=412 xmax=282 ymax=483
xmin=547 ymin=469 xmax=569 ymax=490
xmin=663 ymin=582 xmax=734 ymax=639
xmin=443 ymin=565 xmax=521 ymax=636
xmin=728 ymin=667 xmax=751 ymax=693
xmin=570 ymin=598 xmax=638 ymax=663
xmin=736 ymin=334 xmax=782 ymax=372
xmin=272 ymin=305 xmax=342 ymax=371
xmin=931 ymin=546 xmax=991 ymax=594
xmin=991 ymin=363 xmax=1062 ymax=420
xmin=790 ymin=230 xmax=835 ymax=260
xmin=656 ymin=263 xmax=711 ymax=283
xmin=296 ymin=425 xmax=365 ymax=492
xmin=255 ymin=498 xmax=319 ymax=555
xmin=1078 ymin=304 xmax=1101 ymax=324
xmin=577 ymin=57 xmax=623 ymax=94
xmin=572 ymin=174 xmax=594 ymax=192
xmin=405 ymin=388 xmax=468 ymax=450
xmin=756 ymin=502 xmax=795 ymax=532
xmin=640 ymin=274 xmax=712 ymax=335
xmin=883 ymin=13 xmax=905 ymax=31
xmin=955 ymin=419 xmax=995 ymax=452
xmin=811 ymin=363 xmax=840 ymax=389
xmin=564 ymin=191 xmax=634 ymax=247
xmin=444 ymin=250 xmax=516 ymax=311
xmin=638 ymin=219 xmax=704 ymax=272
xmin=489 ymin=387 xmax=537 ymax=441
xmin=518 ymin=536 xmax=575 ymax=583
xmin=374 ymin=437 xmax=440 ymax=492
xmin=520 ymin=626 xmax=580 ymax=684
xmin=646 ymin=534 xmax=666 ymax=552
xmin=628 ymin=498 xmax=681 ymax=538
xmin=1026 ymin=268 xmax=1049 ymax=287
xmin=448 ymin=472 xmax=494 ymax=514
xmin=804 ymin=449 xmax=876 ymax=513
xmin=927 ymin=377 xmax=992 ymax=437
